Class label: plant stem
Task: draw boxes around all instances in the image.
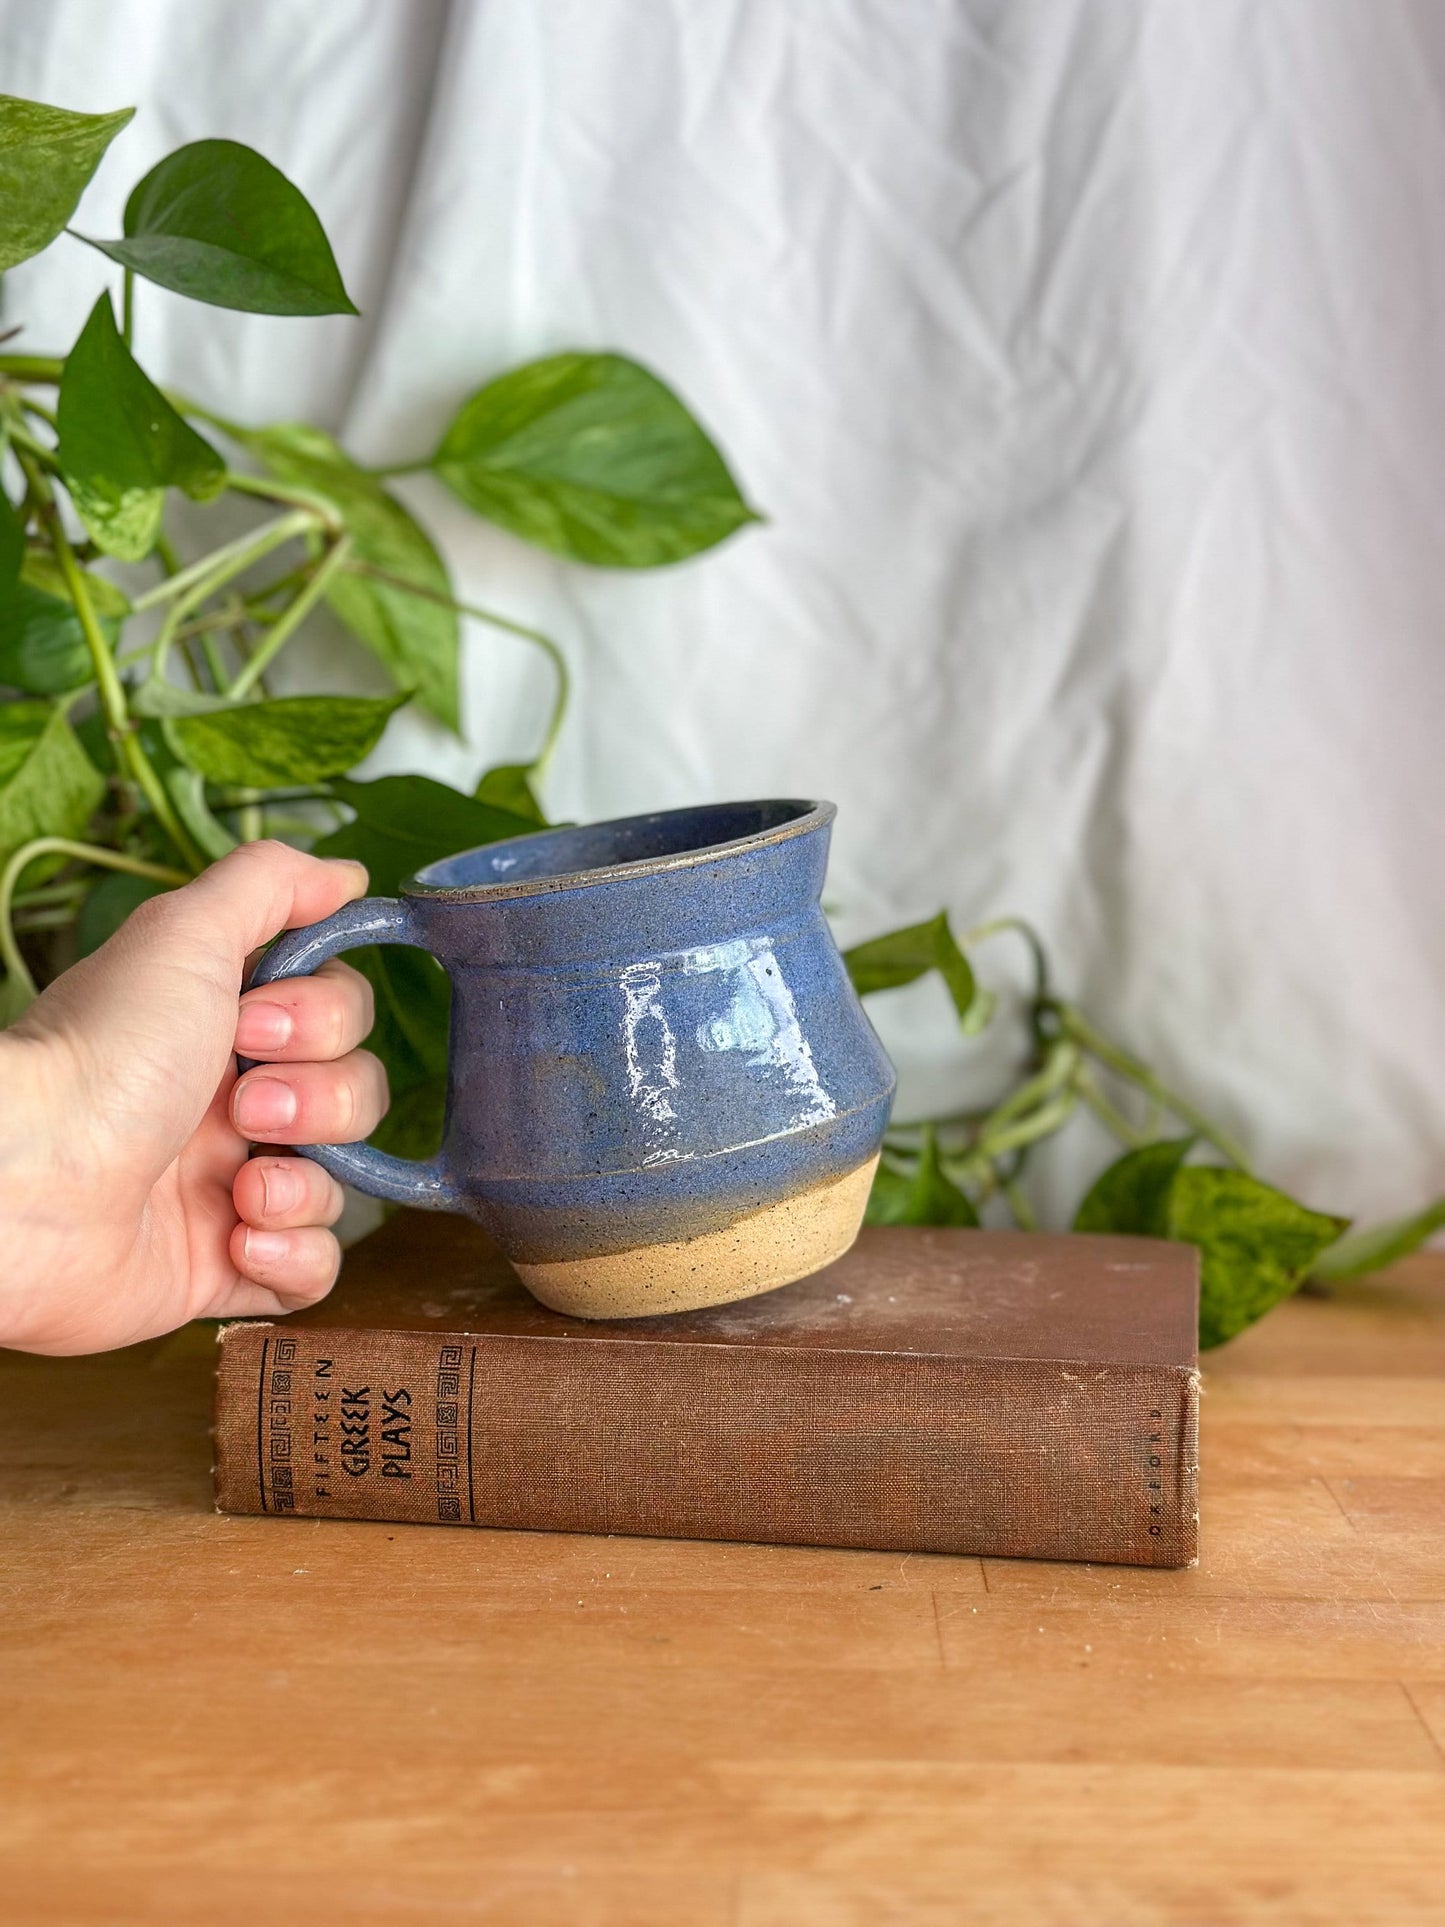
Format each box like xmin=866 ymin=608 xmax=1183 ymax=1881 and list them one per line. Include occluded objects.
xmin=227 ymin=536 xmax=352 ymax=697
xmin=224 ymin=469 xmax=342 ymax=530
xmin=974 ymin=1088 xmax=1078 ymax=1160
xmin=958 ymin=1151 xmax=999 ymax=1199
xmin=236 ymin=793 xmax=264 ymax=842
xmin=130 ymin=510 xmax=316 ymax=612
xmin=14 ymin=906 xmax=82 ymax=932
xmin=345 ymin=560 xmax=572 ymax=769
xmin=0 ymin=354 xmax=64 ymax=383
xmin=530 ymin=637 xmax=572 ymax=776
xmin=1053 ymin=1003 xmax=1250 ymax=1168
xmin=885 ymin=1107 xmax=992 ymax=1139
xmin=20 ymin=455 xmax=205 ymax=871
xmin=172 ymin=395 xmax=246 ymax=439
xmin=1001 ymin=1177 xmax=1038 ymax=1230
xmin=229 ymin=624 xmax=275 ymax=699
xmin=960 ymin=914 xmax=1051 ymax=1003
xmin=6 ymin=420 xmax=61 ymax=468
xmin=243 ymin=810 xmax=326 ymax=838
xmin=245 ymin=562 xmax=313 ymax=607
xmin=176 ymin=638 xmax=206 ymax=693
xmin=0 ymin=840 xmax=187 ymax=997
xmin=198 ymin=631 xmax=230 ymax=692
xmin=977 ymin=1039 xmax=1079 ymax=1135
xmin=121 ymin=269 xmax=135 ymax=348
xmin=1073 ymin=1068 xmax=1152 ymax=1148
xmin=116 ymin=602 xmax=242 ymax=673
xmin=213 ymin=785 xmax=334 ymax=808
xmin=14 ymin=880 xmax=88 ymax=909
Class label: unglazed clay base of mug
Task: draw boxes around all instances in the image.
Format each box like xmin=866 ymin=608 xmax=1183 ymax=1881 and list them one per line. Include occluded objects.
xmin=514 ymin=1155 xmax=880 ymax=1320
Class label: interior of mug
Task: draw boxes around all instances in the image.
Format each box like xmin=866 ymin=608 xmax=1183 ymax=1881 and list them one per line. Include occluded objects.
xmin=411 ymin=798 xmax=824 ymax=894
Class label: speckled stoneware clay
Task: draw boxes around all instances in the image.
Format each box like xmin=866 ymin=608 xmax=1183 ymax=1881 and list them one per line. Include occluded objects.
xmin=246 ymin=800 xmax=896 ymax=1318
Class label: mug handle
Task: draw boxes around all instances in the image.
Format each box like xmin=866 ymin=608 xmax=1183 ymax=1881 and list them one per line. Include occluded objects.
xmin=241 ymin=896 xmax=459 ymax=1211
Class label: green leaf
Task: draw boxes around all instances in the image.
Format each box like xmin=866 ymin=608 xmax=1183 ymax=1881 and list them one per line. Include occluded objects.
xmin=1073 ymin=1137 xmax=1196 ymax=1238
xmin=363 ymin=939 xmax=452 ymax=1082
xmin=1169 ymin=1167 xmax=1349 ymax=1350
xmin=57 ymin=294 xmax=224 ymax=560
xmin=0 ymin=95 xmax=133 ymax=272
xmin=80 ymin=139 xmax=356 ymax=315
xmin=0 ymin=701 xmax=104 ymax=871
xmin=0 ymin=552 xmax=130 ymax=694
xmin=164 ymin=691 xmax=406 ymax=788
xmin=0 ymin=965 xmax=36 ymax=1028
xmin=843 ymin=911 xmax=987 ymax=1033
xmin=130 ymin=678 xmax=233 ymax=718
xmin=1309 ymin=1196 xmax=1445 ymax=1284
xmin=75 ymin=870 xmax=171 ymax=957
xmin=370 ymin=1071 xmax=448 ymax=1160
xmin=0 ymin=493 xmax=23 ymax=589
xmin=473 ymin=761 xmax=547 ymax=824
xmin=76 ymin=709 xmax=235 ymax=865
xmin=864 ymin=1132 xmax=979 ymax=1228
xmin=167 ymin=763 xmax=236 ymax=861
xmin=242 ymin=424 xmax=458 ymax=728
xmin=314 ymin=773 xmax=539 ymax=896
xmin=351 ymin=943 xmax=451 ymax=1158
xmin=73 ymin=708 xmax=112 ymax=779
xmin=432 ymin=352 xmax=758 ymax=568
xmin=136 ymin=720 xmax=235 ymax=861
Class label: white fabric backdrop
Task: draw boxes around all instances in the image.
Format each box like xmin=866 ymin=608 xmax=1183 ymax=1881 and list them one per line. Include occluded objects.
xmin=5 ymin=0 xmax=1444 ymax=1227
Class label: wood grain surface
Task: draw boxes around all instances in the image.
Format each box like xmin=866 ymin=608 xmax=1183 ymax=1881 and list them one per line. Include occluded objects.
xmin=2 ymin=1256 xmax=1443 ymax=1925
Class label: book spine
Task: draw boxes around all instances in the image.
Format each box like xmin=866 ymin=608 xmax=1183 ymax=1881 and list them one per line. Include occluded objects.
xmin=214 ymin=1325 xmax=1199 ymax=1567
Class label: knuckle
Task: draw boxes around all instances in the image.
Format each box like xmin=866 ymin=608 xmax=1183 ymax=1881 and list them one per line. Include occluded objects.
xmin=364 ymin=1049 xmax=390 ymax=1111
xmin=342 ymin=963 xmax=376 ymax=1033
xmin=290 ymin=1232 xmax=341 ymax=1297
xmin=332 ymin=1052 xmax=386 ymax=1138
xmin=118 ymin=889 xmax=181 ymax=942
xmin=313 ymin=963 xmax=370 ymax=1054
xmin=293 ymin=1162 xmax=327 ymax=1215
xmin=335 ymin=1064 xmax=361 ymax=1138
xmin=324 ymin=987 xmax=349 ymax=1059
xmin=228 ymin=837 xmax=294 ymax=873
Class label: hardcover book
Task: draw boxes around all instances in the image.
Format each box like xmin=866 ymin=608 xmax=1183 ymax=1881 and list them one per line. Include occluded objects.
xmin=213 ymin=1212 xmax=1200 ymax=1568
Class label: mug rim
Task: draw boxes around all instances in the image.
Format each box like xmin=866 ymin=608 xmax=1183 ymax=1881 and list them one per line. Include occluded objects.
xmin=405 ymin=797 xmax=836 ymax=903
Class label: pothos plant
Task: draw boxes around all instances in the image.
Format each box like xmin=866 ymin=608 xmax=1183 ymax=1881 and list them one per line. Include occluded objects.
xmin=2 ymin=96 xmax=1439 ymax=1347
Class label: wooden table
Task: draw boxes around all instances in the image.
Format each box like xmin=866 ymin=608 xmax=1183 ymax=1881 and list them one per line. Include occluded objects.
xmin=2 ymin=1257 xmax=1442 ymax=1926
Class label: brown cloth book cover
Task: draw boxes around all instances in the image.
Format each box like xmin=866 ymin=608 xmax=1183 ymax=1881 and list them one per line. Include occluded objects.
xmin=213 ymin=1213 xmax=1200 ymax=1568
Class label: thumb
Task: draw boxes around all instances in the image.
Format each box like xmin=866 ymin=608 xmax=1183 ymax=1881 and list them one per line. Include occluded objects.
xmin=165 ymin=840 xmax=371 ymax=981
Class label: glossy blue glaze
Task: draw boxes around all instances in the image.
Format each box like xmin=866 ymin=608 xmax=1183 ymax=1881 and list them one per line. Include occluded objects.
xmin=248 ymin=800 xmax=895 ymax=1267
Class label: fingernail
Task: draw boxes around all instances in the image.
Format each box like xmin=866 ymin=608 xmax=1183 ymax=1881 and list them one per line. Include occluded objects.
xmin=234 ymin=1077 xmax=298 ymax=1135
xmin=260 ymin=1161 xmax=302 ymax=1216
xmin=235 ymin=1002 xmax=293 ymax=1053
xmin=244 ymin=1229 xmax=290 ymax=1267
xmin=326 ymin=858 xmax=369 ymax=894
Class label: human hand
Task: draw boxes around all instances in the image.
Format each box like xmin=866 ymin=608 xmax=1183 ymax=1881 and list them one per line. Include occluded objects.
xmin=0 ymin=841 xmax=388 ymax=1354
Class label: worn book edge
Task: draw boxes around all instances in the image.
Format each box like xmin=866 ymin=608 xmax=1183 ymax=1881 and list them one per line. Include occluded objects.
xmin=214 ymin=1322 xmax=1201 ymax=1568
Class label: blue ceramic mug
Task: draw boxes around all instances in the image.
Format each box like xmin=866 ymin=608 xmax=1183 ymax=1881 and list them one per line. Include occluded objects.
xmin=248 ymin=799 xmax=896 ymax=1319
